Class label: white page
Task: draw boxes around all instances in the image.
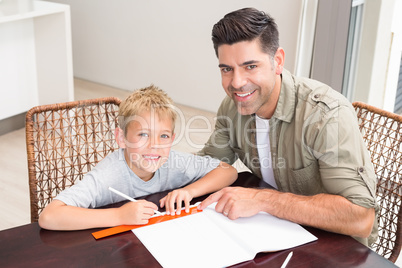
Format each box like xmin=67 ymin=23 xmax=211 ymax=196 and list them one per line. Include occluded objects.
xmin=203 ymin=205 xmax=317 ymax=254
xmin=133 ymin=203 xmax=317 ymax=268
xmin=133 ymin=212 xmax=251 ymax=268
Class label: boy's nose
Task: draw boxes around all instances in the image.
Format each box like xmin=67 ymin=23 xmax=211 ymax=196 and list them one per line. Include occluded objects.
xmin=149 ymin=136 xmax=163 ymax=149
xmin=149 ymin=137 xmax=158 ymax=148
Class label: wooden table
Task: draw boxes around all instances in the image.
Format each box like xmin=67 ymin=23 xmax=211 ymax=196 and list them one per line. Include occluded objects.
xmin=0 ymin=172 xmax=397 ymax=267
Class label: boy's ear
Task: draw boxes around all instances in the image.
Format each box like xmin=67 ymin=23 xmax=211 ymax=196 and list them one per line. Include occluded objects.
xmin=115 ymin=128 xmax=126 ymax=148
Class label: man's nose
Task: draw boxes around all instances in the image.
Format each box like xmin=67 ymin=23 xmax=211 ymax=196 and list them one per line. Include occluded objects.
xmin=231 ymin=69 xmax=247 ymax=89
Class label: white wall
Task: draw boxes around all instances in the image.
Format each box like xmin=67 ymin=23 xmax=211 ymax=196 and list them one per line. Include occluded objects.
xmin=46 ymin=0 xmax=303 ymax=112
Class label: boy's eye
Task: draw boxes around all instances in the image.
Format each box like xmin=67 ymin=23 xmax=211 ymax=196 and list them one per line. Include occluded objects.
xmin=161 ymin=134 xmax=170 ymax=139
xmin=246 ymin=65 xmax=257 ymax=70
xmin=139 ymin=133 xmax=149 ymax=137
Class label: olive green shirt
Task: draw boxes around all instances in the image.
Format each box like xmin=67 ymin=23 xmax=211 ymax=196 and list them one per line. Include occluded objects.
xmin=200 ymin=69 xmax=378 ymax=246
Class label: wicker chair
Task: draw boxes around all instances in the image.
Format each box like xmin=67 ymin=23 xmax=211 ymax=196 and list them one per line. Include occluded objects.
xmin=353 ymin=101 xmax=402 ymax=263
xmin=26 ymin=97 xmax=121 ymax=223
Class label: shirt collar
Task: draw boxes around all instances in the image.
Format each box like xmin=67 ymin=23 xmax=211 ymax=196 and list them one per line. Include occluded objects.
xmin=272 ymin=69 xmax=296 ymax=123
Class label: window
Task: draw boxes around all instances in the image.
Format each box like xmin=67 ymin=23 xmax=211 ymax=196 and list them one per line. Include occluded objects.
xmin=394 ymin=55 xmax=402 ymax=114
xmin=342 ymin=0 xmax=365 ymax=101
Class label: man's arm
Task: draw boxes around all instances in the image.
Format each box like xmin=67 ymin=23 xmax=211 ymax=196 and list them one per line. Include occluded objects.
xmin=199 ymin=187 xmax=375 ymax=238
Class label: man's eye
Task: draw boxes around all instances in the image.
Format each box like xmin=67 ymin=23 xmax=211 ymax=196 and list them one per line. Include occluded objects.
xmin=221 ymin=67 xmax=232 ymax=73
xmin=246 ymin=65 xmax=257 ymax=70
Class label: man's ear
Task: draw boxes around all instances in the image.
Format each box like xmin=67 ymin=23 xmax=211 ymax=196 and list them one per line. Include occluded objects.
xmin=115 ymin=128 xmax=126 ymax=148
xmin=274 ymin=47 xmax=285 ymax=75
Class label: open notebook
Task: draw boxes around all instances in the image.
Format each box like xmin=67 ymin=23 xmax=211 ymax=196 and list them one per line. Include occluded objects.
xmin=133 ymin=203 xmax=317 ymax=268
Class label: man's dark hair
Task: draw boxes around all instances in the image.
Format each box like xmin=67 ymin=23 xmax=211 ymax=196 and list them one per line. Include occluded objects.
xmin=212 ymin=7 xmax=279 ymax=57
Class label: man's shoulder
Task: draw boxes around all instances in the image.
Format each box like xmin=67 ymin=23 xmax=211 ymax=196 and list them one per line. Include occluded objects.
xmin=287 ymin=71 xmax=352 ymax=112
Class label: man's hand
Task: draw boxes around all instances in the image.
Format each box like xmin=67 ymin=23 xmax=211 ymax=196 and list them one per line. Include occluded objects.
xmin=198 ymin=187 xmax=263 ymax=220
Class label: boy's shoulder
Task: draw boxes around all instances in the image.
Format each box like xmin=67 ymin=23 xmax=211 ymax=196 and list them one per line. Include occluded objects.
xmin=168 ymin=150 xmax=207 ymax=161
xmin=168 ymin=149 xmax=190 ymax=157
xmin=91 ymin=148 xmax=126 ymax=172
xmin=166 ymin=150 xmax=220 ymax=168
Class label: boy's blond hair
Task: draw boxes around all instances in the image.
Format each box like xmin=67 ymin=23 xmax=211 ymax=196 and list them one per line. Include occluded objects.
xmin=118 ymin=85 xmax=177 ymax=135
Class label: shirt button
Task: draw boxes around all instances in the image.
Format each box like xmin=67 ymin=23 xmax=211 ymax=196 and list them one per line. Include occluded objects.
xmin=314 ymin=94 xmax=320 ymax=99
xmin=359 ymin=167 xmax=364 ymax=173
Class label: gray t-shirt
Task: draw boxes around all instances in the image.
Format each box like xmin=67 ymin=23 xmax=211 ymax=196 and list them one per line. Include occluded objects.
xmin=55 ymin=149 xmax=220 ymax=208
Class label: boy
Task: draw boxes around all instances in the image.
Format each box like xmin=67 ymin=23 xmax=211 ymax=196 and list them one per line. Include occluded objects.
xmin=39 ymin=85 xmax=237 ymax=230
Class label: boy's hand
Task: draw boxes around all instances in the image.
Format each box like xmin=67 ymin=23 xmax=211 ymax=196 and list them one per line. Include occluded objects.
xmin=118 ymin=200 xmax=158 ymax=225
xmin=160 ymin=189 xmax=193 ymax=215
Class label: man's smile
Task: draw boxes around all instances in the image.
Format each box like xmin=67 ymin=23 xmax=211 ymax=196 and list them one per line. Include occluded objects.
xmin=233 ymin=89 xmax=257 ymax=101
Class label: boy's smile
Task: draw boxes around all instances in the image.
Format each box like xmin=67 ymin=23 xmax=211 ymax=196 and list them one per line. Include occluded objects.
xmin=120 ymin=111 xmax=175 ymax=181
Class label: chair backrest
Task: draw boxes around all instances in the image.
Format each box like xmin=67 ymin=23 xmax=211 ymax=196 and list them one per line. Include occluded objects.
xmin=26 ymin=97 xmax=121 ymax=222
xmin=353 ymin=101 xmax=402 ymax=263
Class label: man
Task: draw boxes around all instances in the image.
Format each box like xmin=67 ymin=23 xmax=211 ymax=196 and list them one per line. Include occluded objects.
xmin=198 ymin=7 xmax=378 ymax=246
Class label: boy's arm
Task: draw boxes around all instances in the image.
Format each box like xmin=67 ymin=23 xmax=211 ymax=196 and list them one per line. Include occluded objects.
xmin=184 ymin=162 xmax=237 ymax=198
xmin=160 ymin=162 xmax=237 ymax=215
xmin=38 ymin=199 xmax=158 ymax=230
